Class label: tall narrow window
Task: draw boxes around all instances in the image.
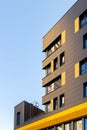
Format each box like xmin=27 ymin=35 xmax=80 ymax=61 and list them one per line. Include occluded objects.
xmin=60 ymin=52 xmax=65 ymax=66
xmin=80 ymin=58 xmax=87 ymax=74
xmin=84 ymin=118 xmax=87 ymax=130
xmin=65 ymin=123 xmax=71 ymax=130
xmin=83 ymin=82 xmax=87 ymax=97
xmin=80 ymin=10 xmax=87 ymax=28
xmin=56 ymin=125 xmax=63 ymax=130
xmin=46 ymin=102 xmax=50 ymax=113
xmin=53 ymin=97 xmax=58 ymax=110
xmin=46 ymin=63 xmax=51 ymax=75
xmin=54 ymin=57 xmax=58 ymax=70
xmin=74 ymin=120 xmax=82 ymax=130
xmin=16 ymin=112 xmax=20 ymax=126
xmin=60 ymin=94 xmax=65 ymax=107
xmin=83 ymin=33 xmax=87 ymax=49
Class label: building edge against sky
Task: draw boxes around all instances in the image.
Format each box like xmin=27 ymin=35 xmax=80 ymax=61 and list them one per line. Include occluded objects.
xmin=14 ymin=0 xmax=87 ymax=129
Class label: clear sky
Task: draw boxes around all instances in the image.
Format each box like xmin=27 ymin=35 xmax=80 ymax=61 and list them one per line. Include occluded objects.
xmin=0 ymin=0 xmax=77 ymax=130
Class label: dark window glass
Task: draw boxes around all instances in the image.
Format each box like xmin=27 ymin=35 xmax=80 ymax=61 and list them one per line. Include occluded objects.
xmin=16 ymin=112 xmax=20 ymax=126
xmin=60 ymin=94 xmax=65 ymax=107
xmin=53 ymin=97 xmax=58 ymax=110
xmin=83 ymin=33 xmax=87 ymax=49
xmin=54 ymin=57 xmax=58 ymax=70
xmin=80 ymin=10 xmax=87 ymax=28
xmin=60 ymin=52 xmax=65 ymax=66
xmin=80 ymin=58 xmax=87 ymax=74
xmin=83 ymin=82 xmax=87 ymax=97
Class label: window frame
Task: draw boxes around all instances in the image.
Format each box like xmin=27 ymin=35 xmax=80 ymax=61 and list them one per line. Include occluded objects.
xmin=80 ymin=58 xmax=87 ymax=75
xmin=16 ymin=112 xmax=21 ymax=126
xmin=80 ymin=10 xmax=87 ymax=28
xmin=83 ymin=33 xmax=87 ymax=49
xmin=53 ymin=97 xmax=58 ymax=110
xmin=60 ymin=52 xmax=65 ymax=66
xmin=60 ymin=94 xmax=65 ymax=107
xmin=83 ymin=82 xmax=87 ymax=97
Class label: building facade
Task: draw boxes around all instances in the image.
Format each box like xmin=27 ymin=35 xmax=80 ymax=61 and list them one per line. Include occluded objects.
xmin=14 ymin=0 xmax=87 ymax=129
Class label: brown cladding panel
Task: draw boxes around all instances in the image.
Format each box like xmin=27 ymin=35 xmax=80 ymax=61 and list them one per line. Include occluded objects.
xmin=42 ymin=0 xmax=87 ymax=113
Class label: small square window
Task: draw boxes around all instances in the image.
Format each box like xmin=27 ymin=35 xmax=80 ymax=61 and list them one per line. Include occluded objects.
xmin=60 ymin=52 xmax=65 ymax=66
xmin=83 ymin=33 xmax=87 ymax=49
xmin=60 ymin=94 xmax=65 ymax=107
xmin=83 ymin=82 xmax=87 ymax=97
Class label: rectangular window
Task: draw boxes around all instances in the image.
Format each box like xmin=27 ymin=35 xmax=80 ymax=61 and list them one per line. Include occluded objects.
xmin=54 ymin=75 xmax=61 ymax=89
xmin=46 ymin=75 xmax=61 ymax=94
xmin=53 ymin=97 xmax=58 ymax=110
xmin=46 ymin=63 xmax=51 ymax=75
xmin=83 ymin=82 xmax=87 ymax=97
xmin=48 ymin=127 xmax=55 ymax=130
xmin=60 ymin=52 xmax=65 ymax=66
xmin=46 ymin=102 xmax=50 ymax=113
xmin=16 ymin=112 xmax=20 ymax=126
xmin=84 ymin=118 xmax=87 ymax=130
xmin=54 ymin=35 xmax=61 ymax=51
xmin=60 ymin=94 xmax=65 ymax=107
xmin=54 ymin=57 xmax=58 ymax=70
xmin=74 ymin=120 xmax=82 ymax=130
xmin=56 ymin=125 xmax=63 ymax=130
xmin=80 ymin=58 xmax=87 ymax=74
xmin=80 ymin=10 xmax=87 ymax=28
xmin=83 ymin=33 xmax=87 ymax=49
xmin=64 ymin=123 xmax=71 ymax=130
xmin=47 ymin=84 xmax=54 ymax=93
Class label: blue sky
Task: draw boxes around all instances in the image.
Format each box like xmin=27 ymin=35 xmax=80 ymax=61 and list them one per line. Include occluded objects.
xmin=0 ymin=0 xmax=77 ymax=130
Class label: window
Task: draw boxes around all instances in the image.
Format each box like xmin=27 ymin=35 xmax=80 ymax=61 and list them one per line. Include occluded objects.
xmin=46 ymin=75 xmax=61 ymax=94
xmin=53 ymin=97 xmax=58 ymax=110
xmin=46 ymin=102 xmax=50 ymax=113
xmin=64 ymin=123 xmax=71 ymax=130
xmin=16 ymin=112 xmax=20 ymax=126
xmin=54 ymin=57 xmax=58 ymax=70
xmin=48 ymin=127 xmax=55 ymax=130
xmin=47 ymin=84 xmax=54 ymax=93
xmin=46 ymin=63 xmax=51 ymax=75
xmin=60 ymin=52 xmax=65 ymax=66
xmin=80 ymin=58 xmax=87 ymax=74
xmin=45 ymin=35 xmax=61 ymax=58
xmin=56 ymin=125 xmax=63 ymax=130
xmin=80 ymin=10 xmax=87 ymax=28
xmin=60 ymin=94 xmax=65 ymax=107
xmin=83 ymin=82 xmax=87 ymax=97
xmin=84 ymin=118 xmax=87 ymax=130
xmin=54 ymin=75 xmax=61 ymax=89
xmin=74 ymin=120 xmax=82 ymax=130
xmin=83 ymin=33 xmax=87 ymax=49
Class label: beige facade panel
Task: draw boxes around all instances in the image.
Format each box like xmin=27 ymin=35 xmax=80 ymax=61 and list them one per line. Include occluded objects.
xmin=75 ymin=62 xmax=79 ymax=78
xmin=61 ymin=72 xmax=66 ymax=86
xmin=61 ymin=30 xmax=66 ymax=45
xmin=74 ymin=17 xmax=79 ymax=33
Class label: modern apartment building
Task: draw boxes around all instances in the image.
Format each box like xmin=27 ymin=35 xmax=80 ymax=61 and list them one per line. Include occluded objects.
xmin=14 ymin=0 xmax=87 ymax=129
